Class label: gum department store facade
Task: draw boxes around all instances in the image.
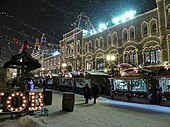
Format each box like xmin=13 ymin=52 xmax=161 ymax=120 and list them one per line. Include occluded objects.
xmin=33 ymin=0 xmax=170 ymax=75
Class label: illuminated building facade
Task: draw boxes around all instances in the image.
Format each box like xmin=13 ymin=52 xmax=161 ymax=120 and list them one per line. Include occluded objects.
xmin=31 ymin=34 xmax=61 ymax=77
xmin=59 ymin=0 xmax=170 ymax=72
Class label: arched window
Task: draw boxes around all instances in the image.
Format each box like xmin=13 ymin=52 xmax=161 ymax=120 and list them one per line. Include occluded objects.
xmin=149 ymin=18 xmax=158 ymax=34
xmin=122 ymin=28 xmax=128 ymax=42
xmin=86 ymin=61 xmax=93 ymax=71
xmin=144 ymin=48 xmax=161 ymax=65
xmin=89 ymin=41 xmax=92 ymax=52
xmin=95 ymin=39 xmax=99 ymax=49
xmin=71 ymin=43 xmax=74 ymax=55
xmin=99 ymin=37 xmax=104 ymax=49
xmin=66 ymin=48 xmax=69 ymax=55
xmin=107 ymin=34 xmax=112 ymax=46
xmin=129 ymin=26 xmax=135 ymax=40
xmin=141 ymin=21 xmax=149 ymax=37
xmin=76 ymin=41 xmax=80 ymax=53
xmin=96 ymin=59 xmax=104 ymax=70
xmin=113 ymin=32 xmax=118 ymax=45
xmin=124 ymin=48 xmax=138 ymax=66
xmin=152 ymin=24 xmax=157 ymax=32
xmin=69 ymin=46 xmax=72 ymax=55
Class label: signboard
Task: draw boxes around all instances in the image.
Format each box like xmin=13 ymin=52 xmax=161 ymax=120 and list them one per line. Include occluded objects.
xmin=0 ymin=91 xmax=44 ymax=113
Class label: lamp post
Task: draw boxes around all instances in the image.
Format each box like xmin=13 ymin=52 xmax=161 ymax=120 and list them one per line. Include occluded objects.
xmin=106 ymin=54 xmax=116 ymax=73
xmin=62 ymin=63 xmax=67 ymax=68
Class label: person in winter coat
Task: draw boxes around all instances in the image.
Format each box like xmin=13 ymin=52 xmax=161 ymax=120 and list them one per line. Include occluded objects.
xmin=83 ymin=84 xmax=91 ymax=104
xmin=92 ymin=82 xmax=100 ymax=104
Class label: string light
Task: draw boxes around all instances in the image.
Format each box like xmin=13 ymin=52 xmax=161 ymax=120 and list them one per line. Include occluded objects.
xmin=1 ymin=25 xmax=37 ymax=40
xmin=41 ymin=0 xmax=76 ymax=18
xmin=0 ymin=12 xmax=58 ymax=41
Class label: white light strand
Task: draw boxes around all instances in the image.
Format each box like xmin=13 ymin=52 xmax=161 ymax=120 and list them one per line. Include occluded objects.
xmin=0 ymin=12 xmax=58 ymax=41
xmin=41 ymin=0 xmax=76 ymax=18
xmin=1 ymin=25 xmax=37 ymax=40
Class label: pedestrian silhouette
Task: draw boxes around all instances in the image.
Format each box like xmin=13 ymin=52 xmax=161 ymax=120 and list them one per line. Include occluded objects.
xmin=92 ymin=82 xmax=100 ymax=104
xmin=83 ymin=84 xmax=91 ymax=104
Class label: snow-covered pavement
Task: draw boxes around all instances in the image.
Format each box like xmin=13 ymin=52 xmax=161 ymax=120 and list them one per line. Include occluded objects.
xmin=0 ymin=90 xmax=170 ymax=127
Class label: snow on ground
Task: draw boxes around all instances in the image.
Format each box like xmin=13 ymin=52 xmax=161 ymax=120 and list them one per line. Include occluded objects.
xmin=0 ymin=90 xmax=170 ymax=127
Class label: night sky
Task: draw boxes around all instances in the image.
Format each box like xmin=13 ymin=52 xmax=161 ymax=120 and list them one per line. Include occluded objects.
xmin=0 ymin=0 xmax=157 ymax=43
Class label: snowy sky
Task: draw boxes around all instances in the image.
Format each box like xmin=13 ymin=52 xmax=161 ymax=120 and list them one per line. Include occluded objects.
xmin=0 ymin=0 xmax=157 ymax=42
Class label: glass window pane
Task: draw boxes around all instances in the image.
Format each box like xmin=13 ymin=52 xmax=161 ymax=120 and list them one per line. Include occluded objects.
xmin=143 ymin=27 xmax=148 ymax=35
xmin=114 ymin=80 xmax=128 ymax=90
xmin=150 ymin=50 xmax=155 ymax=64
xmin=131 ymin=79 xmax=147 ymax=92
xmin=144 ymin=51 xmax=150 ymax=64
xmin=125 ymin=54 xmax=129 ymax=63
xmin=130 ymin=53 xmax=134 ymax=65
xmin=134 ymin=53 xmax=137 ymax=65
xmin=156 ymin=49 xmax=161 ymax=64
xmin=152 ymin=24 xmax=157 ymax=32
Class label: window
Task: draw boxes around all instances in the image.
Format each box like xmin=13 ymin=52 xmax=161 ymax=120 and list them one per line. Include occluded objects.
xmin=124 ymin=33 xmax=127 ymax=40
xmin=129 ymin=53 xmax=134 ymax=65
xmin=96 ymin=59 xmax=104 ymax=70
xmin=144 ymin=48 xmax=160 ymax=65
xmin=99 ymin=37 xmax=104 ymax=48
xmin=130 ymin=31 xmax=134 ymax=38
xmin=113 ymin=32 xmax=118 ymax=44
xmin=125 ymin=53 xmax=129 ymax=63
xmin=149 ymin=19 xmax=157 ymax=34
xmin=122 ymin=29 xmax=128 ymax=42
xmin=159 ymin=78 xmax=170 ymax=92
xmin=155 ymin=49 xmax=161 ymax=64
xmin=113 ymin=80 xmax=128 ymax=90
xmin=144 ymin=51 xmax=150 ymax=64
xmin=124 ymin=51 xmax=137 ymax=66
xmin=95 ymin=39 xmax=99 ymax=48
xmin=152 ymin=24 xmax=157 ymax=32
xmin=150 ymin=50 xmax=155 ymax=64
xmin=86 ymin=61 xmax=92 ymax=71
xmin=89 ymin=42 xmax=92 ymax=52
xmin=131 ymin=79 xmax=147 ymax=92
xmin=67 ymin=48 xmax=69 ymax=55
xmin=143 ymin=27 xmax=148 ymax=35
xmin=129 ymin=26 xmax=135 ymax=39
xmin=107 ymin=34 xmax=112 ymax=46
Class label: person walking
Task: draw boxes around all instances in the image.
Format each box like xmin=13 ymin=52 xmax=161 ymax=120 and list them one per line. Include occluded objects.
xmin=92 ymin=82 xmax=100 ymax=104
xmin=83 ymin=84 xmax=91 ymax=104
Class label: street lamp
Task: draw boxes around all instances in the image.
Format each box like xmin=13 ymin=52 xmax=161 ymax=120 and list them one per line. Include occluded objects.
xmin=62 ymin=63 xmax=67 ymax=68
xmin=106 ymin=55 xmax=116 ymax=62
xmin=106 ymin=54 xmax=116 ymax=73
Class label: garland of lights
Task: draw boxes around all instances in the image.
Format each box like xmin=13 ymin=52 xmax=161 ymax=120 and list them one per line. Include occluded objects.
xmin=0 ymin=12 xmax=58 ymax=41
xmin=2 ymin=25 xmax=37 ymax=40
xmin=0 ymin=35 xmax=59 ymax=49
xmin=41 ymin=0 xmax=76 ymax=18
